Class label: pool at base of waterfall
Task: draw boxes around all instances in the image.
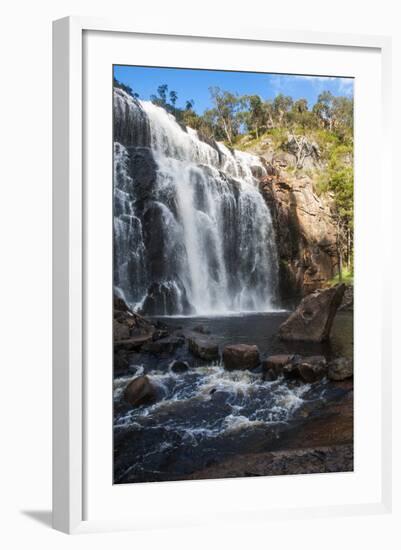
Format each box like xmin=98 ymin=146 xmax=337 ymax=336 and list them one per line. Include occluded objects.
xmin=113 ymin=311 xmax=353 ymax=483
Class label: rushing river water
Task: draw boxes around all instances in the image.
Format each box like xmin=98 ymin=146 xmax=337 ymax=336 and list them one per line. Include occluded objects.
xmin=114 ymin=311 xmax=352 ymax=483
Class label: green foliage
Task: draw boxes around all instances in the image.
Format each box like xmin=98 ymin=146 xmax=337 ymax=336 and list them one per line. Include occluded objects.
xmin=328 ymin=266 xmax=353 ymax=286
xmin=204 ymin=87 xmax=245 ymax=144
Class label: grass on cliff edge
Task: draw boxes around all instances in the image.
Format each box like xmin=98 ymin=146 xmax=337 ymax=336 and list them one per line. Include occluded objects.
xmin=328 ymin=267 xmax=353 ymax=286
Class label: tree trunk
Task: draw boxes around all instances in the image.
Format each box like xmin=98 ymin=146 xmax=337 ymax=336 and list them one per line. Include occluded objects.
xmin=336 ymin=219 xmax=343 ymax=281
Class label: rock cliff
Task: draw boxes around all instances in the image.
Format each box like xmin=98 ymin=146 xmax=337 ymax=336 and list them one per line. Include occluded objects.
xmin=258 ymin=163 xmax=338 ymax=303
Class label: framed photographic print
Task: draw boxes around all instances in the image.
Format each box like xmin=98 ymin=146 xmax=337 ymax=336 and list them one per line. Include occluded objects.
xmin=52 ymin=17 xmax=392 ymax=533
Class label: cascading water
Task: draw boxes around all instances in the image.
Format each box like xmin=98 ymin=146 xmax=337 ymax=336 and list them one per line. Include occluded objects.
xmin=114 ymin=87 xmax=279 ymax=315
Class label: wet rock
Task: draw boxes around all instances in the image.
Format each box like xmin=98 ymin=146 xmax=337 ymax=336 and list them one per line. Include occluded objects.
xmin=279 ymin=284 xmax=346 ymax=342
xmin=113 ymin=294 xmax=155 ymax=351
xmin=170 ymin=360 xmax=190 ymax=373
xmin=262 ymin=354 xmax=297 ymax=380
xmin=188 ymin=336 xmax=219 ymax=361
xmin=113 ymin=319 xmax=130 ymax=341
xmin=152 ymin=329 xmax=169 ymax=341
xmin=114 ymin=294 xmax=131 ymax=313
xmin=297 ymin=356 xmax=327 ymax=382
xmin=189 ymin=444 xmax=353 ymax=480
xmin=114 ymin=349 xmax=129 ymax=373
xmin=339 ymin=285 xmax=353 ymax=311
xmin=263 ymin=354 xmax=327 ymax=382
xmin=328 ymin=357 xmax=353 ymax=381
xmin=140 ymin=280 xmax=192 ymax=316
xmin=263 ymin=369 xmax=278 ymax=382
xmin=193 ymin=325 xmax=211 ymax=335
xmin=223 ymin=344 xmax=260 ymax=370
xmin=124 ymin=375 xmax=157 ymax=408
xmin=142 ymin=336 xmax=184 ymax=354
xmin=114 ymin=334 xmax=154 ymax=351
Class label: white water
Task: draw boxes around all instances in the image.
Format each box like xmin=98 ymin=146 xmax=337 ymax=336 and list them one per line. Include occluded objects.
xmin=114 ymin=88 xmax=279 ymax=315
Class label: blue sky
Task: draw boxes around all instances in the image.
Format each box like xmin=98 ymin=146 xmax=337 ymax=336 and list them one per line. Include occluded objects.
xmin=114 ymin=65 xmax=354 ymax=115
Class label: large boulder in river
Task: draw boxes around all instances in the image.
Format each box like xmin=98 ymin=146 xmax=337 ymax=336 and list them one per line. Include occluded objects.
xmin=223 ymin=344 xmax=260 ymax=370
xmin=188 ymin=336 xmax=219 ymax=361
xmin=262 ymin=354 xmax=298 ymax=380
xmin=169 ymin=360 xmax=190 ymax=373
xmin=296 ymin=356 xmax=327 ymax=382
xmin=124 ymin=375 xmax=157 ymax=408
xmin=278 ymin=284 xmax=346 ymax=342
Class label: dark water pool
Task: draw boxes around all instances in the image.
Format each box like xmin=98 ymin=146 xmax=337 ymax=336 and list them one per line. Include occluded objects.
xmin=155 ymin=310 xmax=353 ymax=359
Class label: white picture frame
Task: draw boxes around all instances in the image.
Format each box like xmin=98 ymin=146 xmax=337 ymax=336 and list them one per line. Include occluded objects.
xmin=52 ymin=16 xmax=392 ymax=534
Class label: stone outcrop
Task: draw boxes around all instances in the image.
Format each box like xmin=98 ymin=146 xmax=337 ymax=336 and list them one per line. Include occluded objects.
xmin=169 ymin=360 xmax=190 ymax=373
xmin=262 ymin=354 xmax=327 ymax=382
xmin=262 ymin=354 xmax=296 ymax=380
xmin=339 ymin=285 xmax=353 ymax=311
xmin=259 ymin=166 xmax=339 ymax=302
xmin=141 ymin=335 xmax=184 ymax=354
xmin=328 ymin=357 xmax=353 ymax=381
xmin=296 ymin=356 xmax=327 ymax=382
xmin=124 ymin=375 xmax=157 ymax=408
xmin=222 ymin=344 xmax=260 ymax=370
xmin=188 ymin=335 xmax=219 ymax=361
xmin=279 ymin=284 xmax=345 ymax=342
xmin=113 ymin=296 xmax=155 ymax=358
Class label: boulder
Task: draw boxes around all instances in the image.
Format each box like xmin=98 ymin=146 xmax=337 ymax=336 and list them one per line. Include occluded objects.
xmin=152 ymin=329 xmax=169 ymax=341
xmin=339 ymin=285 xmax=353 ymax=311
xmin=297 ymin=356 xmax=327 ymax=382
xmin=223 ymin=344 xmax=260 ymax=370
xmin=114 ymin=333 xmax=154 ymax=351
xmin=279 ymin=284 xmax=346 ymax=342
xmin=188 ymin=336 xmax=219 ymax=361
xmin=169 ymin=360 xmax=190 ymax=373
xmin=113 ymin=293 xmax=155 ymax=350
xmin=142 ymin=336 xmax=184 ymax=354
xmin=140 ymin=280 xmax=192 ymax=316
xmin=124 ymin=375 xmax=157 ymax=408
xmin=113 ymin=319 xmax=130 ymax=341
xmin=328 ymin=357 xmax=353 ymax=381
xmin=262 ymin=354 xmax=327 ymax=382
xmin=262 ymin=354 xmax=297 ymax=380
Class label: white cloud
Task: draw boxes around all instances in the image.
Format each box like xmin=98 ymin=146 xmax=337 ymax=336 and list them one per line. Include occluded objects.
xmin=266 ymin=74 xmax=353 ymax=99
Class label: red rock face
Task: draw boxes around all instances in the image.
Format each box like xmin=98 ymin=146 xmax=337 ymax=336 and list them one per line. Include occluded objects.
xmin=260 ymin=170 xmax=339 ymax=302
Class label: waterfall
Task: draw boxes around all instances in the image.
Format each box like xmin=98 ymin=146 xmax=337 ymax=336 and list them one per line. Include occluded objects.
xmin=113 ymin=87 xmax=279 ymax=315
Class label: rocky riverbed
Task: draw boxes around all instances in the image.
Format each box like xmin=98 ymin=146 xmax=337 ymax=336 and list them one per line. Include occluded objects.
xmin=113 ymin=292 xmax=353 ymax=483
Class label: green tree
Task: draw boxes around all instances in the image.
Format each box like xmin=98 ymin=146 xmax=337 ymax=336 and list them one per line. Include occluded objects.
xmin=113 ymin=77 xmax=139 ymax=98
xmin=243 ymin=95 xmax=265 ymax=138
xmin=208 ymin=87 xmax=243 ymax=144
xmin=272 ymin=94 xmax=294 ymax=126
xmin=313 ymin=91 xmax=336 ymax=131
xmin=169 ymin=90 xmax=178 ymax=106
